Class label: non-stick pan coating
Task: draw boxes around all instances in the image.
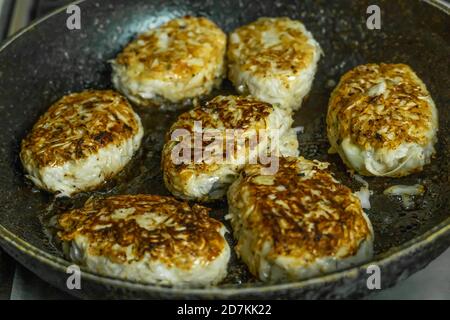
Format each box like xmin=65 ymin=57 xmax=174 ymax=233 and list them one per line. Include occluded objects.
xmin=0 ymin=0 xmax=448 ymax=299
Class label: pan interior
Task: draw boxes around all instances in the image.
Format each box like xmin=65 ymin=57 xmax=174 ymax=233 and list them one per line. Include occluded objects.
xmin=0 ymin=0 xmax=448 ymax=289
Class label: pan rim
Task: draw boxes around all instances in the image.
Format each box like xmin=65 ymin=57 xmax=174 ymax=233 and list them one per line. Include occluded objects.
xmin=1 ymin=0 xmax=448 ymax=51
xmin=0 ymin=0 xmax=449 ymax=297
xmin=1 ymin=218 xmax=449 ymax=296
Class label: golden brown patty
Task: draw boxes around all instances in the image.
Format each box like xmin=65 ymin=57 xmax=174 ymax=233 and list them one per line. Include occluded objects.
xmin=20 ymin=90 xmax=143 ymax=196
xmin=57 ymin=195 xmax=230 ymax=285
xmin=112 ymin=16 xmax=227 ymax=105
xmin=327 ymin=63 xmax=438 ymax=176
xmin=162 ymin=95 xmax=297 ymax=202
xmin=227 ymin=157 xmax=374 ymax=281
xmin=22 ymin=90 xmax=141 ymax=167
xmin=228 ymin=17 xmax=321 ymax=111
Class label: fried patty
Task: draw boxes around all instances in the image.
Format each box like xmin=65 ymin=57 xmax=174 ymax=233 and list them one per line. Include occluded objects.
xmin=112 ymin=16 xmax=227 ymax=106
xmin=56 ymin=194 xmax=230 ymax=286
xmin=162 ymin=95 xmax=299 ymax=202
xmin=327 ymin=63 xmax=438 ymax=177
xmin=20 ymin=90 xmax=143 ymax=197
xmin=227 ymin=157 xmax=374 ymax=282
xmin=228 ymin=17 xmax=321 ymax=111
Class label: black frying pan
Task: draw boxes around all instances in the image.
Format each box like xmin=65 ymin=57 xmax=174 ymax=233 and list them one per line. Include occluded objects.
xmin=0 ymin=0 xmax=449 ymax=299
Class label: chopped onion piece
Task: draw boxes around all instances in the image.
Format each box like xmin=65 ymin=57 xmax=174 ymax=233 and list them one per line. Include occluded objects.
xmin=383 ymin=184 xmax=425 ymax=210
xmin=355 ymin=187 xmax=371 ymax=209
xmin=293 ymin=126 xmax=305 ymax=134
xmin=383 ymin=184 xmax=425 ymax=196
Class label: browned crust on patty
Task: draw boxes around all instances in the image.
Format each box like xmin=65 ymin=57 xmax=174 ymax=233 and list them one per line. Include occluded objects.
xmin=170 ymin=95 xmax=274 ymax=132
xmin=228 ymin=17 xmax=316 ymax=83
xmin=21 ymin=90 xmax=141 ymax=168
xmin=57 ymin=195 xmax=226 ymax=269
xmin=228 ymin=157 xmax=371 ymax=262
xmin=115 ymin=16 xmax=226 ymax=82
xmin=162 ymin=95 xmax=275 ymax=174
xmin=327 ymin=63 xmax=435 ymax=150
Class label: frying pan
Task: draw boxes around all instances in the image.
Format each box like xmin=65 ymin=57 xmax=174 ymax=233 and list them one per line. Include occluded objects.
xmin=0 ymin=0 xmax=448 ymax=299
